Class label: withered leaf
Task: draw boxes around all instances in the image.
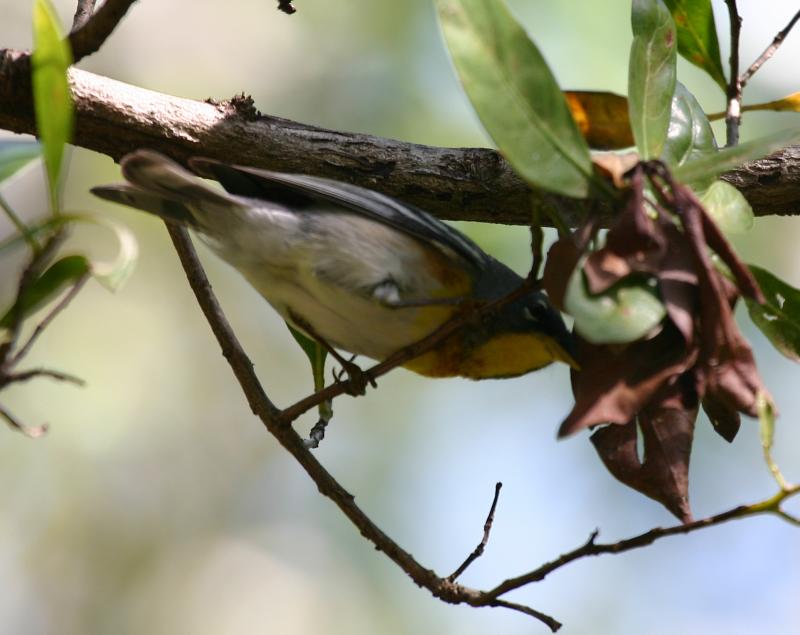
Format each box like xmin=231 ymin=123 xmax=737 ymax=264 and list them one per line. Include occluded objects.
xmin=591 ymin=399 xmax=697 ymax=523
xmin=560 ymin=325 xmax=696 ymax=437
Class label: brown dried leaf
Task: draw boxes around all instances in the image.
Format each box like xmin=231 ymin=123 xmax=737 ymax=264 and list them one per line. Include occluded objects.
xmin=591 ymin=399 xmax=697 ymax=523
xmin=560 ymin=325 xmax=696 ymax=437
xmin=584 ymin=172 xmax=666 ymax=294
xmin=592 ymin=151 xmax=640 ymax=188
xmin=701 ymin=394 xmax=741 ymax=442
xmin=542 ymin=237 xmax=582 ymax=312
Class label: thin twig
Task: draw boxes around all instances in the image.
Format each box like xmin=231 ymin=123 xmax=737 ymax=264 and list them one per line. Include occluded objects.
xmin=164 ymin=223 xmax=561 ymax=631
xmin=724 ymin=0 xmax=742 ymax=146
xmin=3 ymin=368 xmax=85 ymax=386
xmin=488 ymin=598 xmax=562 ymax=631
xmin=0 ymin=405 xmax=48 ymax=438
xmin=11 ymin=274 xmax=89 ymax=366
xmin=740 ymin=9 xmax=800 ymax=88
xmin=448 ymin=482 xmax=503 ymax=581
xmin=71 ymin=0 xmax=97 ymax=32
xmin=166 ymin=218 xmax=800 ymax=631
xmin=484 ymin=485 xmax=800 ymax=600
xmin=68 ymin=0 xmax=138 ymax=62
xmin=0 ymin=229 xmax=66 ymax=364
xmin=529 ymin=205 xmax=544 ymax=282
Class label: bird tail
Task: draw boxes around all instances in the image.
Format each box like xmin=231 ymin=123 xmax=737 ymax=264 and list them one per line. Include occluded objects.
xmin=91 ymin=150 xmax=235 ymax=226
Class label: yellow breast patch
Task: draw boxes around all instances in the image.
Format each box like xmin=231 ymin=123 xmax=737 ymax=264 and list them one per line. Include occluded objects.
xmin=404 ymin=332 xmax=571 ymax=379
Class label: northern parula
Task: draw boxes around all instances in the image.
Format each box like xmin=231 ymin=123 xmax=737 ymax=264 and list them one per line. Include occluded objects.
xmin=92 ymin=150 xmax=575 ymax=379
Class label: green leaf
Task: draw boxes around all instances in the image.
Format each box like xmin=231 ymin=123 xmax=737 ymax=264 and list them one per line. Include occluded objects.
xmin=436 ymin=0 xmax=594 ymax=198
xmin=0 ymin=141 xmax=40 ymax=183
xmin=746 ymin=265 xmax=800 ymax=363
xmin=31 ymin=0 xmax=74 ymax=213
xmin=661 ymin=82 xmax=717 ymax=170
xmin=74 ymin=215 xmax=138 ymax=290
xmin=700 ymin=180 xmax=753 ymax=235
xmin=673 ymin=128 xmax=800 ymax=188
xmin=565 ymin=264 xmax=666 ymax=344
xmin=0 ymin=254 xmax=89 ymax=329
xmin=662 ymin=0 xmax=726 ymax=90
xmin=0 ymin=216 xmax=64 ymax=257
xmin=628 ymin=0 xmax=678 ymax=159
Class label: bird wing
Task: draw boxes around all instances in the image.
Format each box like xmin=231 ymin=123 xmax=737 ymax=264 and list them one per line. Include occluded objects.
xmin=189 ymin=159 xmax=491 ymax=273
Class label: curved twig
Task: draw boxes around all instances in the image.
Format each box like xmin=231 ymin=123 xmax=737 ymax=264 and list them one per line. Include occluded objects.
xmin=68 ymin=0 xmax=139 ymax=62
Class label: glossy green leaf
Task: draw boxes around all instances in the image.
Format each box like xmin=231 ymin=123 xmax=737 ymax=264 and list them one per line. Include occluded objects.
xmin=662 ymin=0 xmax=726 ymax=90
xmin=673 ymin=128 xmax=800 ymax=188
xmin=662 ymin=82 xmax=717 ymax=171
xmin=31 ymin=0 xmax=74 ymax=212
xmin=700 ymin=180 xmax=753 ymax=235
xmin=565 ymin=264 xmax=666 ymax=344
xmin=746 ymin=265 xmax=800 ymax=363
xmin=628 ymin=0 xmax=678 ymax=159
xmin=0 ymin=254 xmax=89 ymax=329
xmin=436 ymin=0 xmax=594 ymax=198
xmin=0 ymin=141 xmax=40 ymax=183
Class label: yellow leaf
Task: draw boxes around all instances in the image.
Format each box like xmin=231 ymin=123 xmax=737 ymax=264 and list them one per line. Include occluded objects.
xmin=564 ymin=91 xmax=634 ymax=150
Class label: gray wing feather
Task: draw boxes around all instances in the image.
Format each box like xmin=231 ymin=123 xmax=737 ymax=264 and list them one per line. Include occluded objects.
xmin=190 ymin=159 xmax=491 ymax=272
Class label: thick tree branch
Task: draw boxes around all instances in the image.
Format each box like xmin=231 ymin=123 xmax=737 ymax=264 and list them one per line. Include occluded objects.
xmin=1 ymin=51 xmax=799 ymax=226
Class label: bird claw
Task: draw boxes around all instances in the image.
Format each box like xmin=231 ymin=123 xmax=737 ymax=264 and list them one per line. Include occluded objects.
xmin=333 ymin=357 xmax=376 ymax=396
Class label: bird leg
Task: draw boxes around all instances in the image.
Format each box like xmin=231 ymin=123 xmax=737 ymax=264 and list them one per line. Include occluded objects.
xmin=288 ymin=310 xmax=375 ymax=396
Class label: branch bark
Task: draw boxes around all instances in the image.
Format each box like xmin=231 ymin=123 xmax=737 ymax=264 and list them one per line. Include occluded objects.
xmin=1 ymin=49 xmax=799 ymax=226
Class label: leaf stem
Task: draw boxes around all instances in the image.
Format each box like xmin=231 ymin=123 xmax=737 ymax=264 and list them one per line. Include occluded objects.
xmin=0 ymin=192 xmax=40 ymax=252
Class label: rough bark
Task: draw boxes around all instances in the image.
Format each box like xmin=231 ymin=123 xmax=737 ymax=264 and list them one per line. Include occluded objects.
xmin=1 ymin=48 xmax=799 ymax=225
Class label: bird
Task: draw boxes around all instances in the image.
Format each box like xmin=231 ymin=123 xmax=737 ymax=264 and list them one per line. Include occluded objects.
xmin=92 ymin=150 xmax=575 ymax=380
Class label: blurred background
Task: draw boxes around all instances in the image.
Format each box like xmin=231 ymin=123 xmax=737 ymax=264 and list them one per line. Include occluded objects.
xmin=1 ymin=1 xmax=799 ymax=633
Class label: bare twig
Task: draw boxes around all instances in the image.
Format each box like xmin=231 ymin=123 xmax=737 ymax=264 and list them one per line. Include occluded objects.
xmin=529 ymin=205 xmax=544 ymax=282
xmin=724 ymin=0 xmax=742 ymax=147
xmin=71 ymin=0 xmax=97 ymax=32
xmin=740 ymin=9 xmax=800 ymax=88
xmin=0 ymin=405 xmax=48 ymax=438
xmin=164 ymin=223 xmax=562 ymax=631
xmin=484 ymin=485 xmax=800 ymax=600
xmin=68 ymin=0 xmax=138 ymax=62
xmin=2 ymin=368 xmax=85 ymax=387
xmin=11 ymin=274 xmax=89 ymax=366
xmin=164 ymin=213 xmax=800 ymax=631
xmin=448 ymin=482 xmax=503 ymax=581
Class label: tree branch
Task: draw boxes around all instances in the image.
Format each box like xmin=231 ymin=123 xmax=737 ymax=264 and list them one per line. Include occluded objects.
xmin=68 ymin=0 xmax=138 ymax=63
xmin=70 ymin=0 xmax=97 ymax=32
xmin=1 ymin=51 xmax=799 ymax=226
xmin=164 ymin=223 xmax=563 ymax=631
xmin=484 ymin=484 xmax=800 ymax=600
xmin=723 ymin=0 xmax=742 ymax=147
xmin=165 ymin=219 xmax=800 ymax=632
xmin=740 ymin=9 xmax=800 ymax=89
